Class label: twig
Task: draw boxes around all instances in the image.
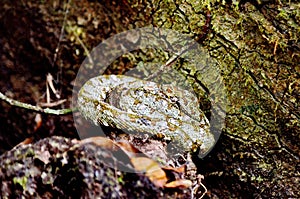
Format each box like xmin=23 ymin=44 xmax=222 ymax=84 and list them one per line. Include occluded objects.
xmin=46 ymin=73 xmax=61 ymax=99
xmin=146 ymin=10 xmax=212 ymax=81
xmin=75 ymin=34 xmax=94 ymax=67
xmin=39 ymin=99 xmax=67 ymax=107
xmin=0 ymin=91 xmax=75 ymax=115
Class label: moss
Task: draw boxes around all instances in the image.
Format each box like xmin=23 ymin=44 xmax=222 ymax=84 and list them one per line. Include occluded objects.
xmin=13 ymin=176 xmax=28 ymax=190
xmin=1 ymin=0 xmax=298 ymax=197
xmin=123 ymin=0 xmax=299 ymax=197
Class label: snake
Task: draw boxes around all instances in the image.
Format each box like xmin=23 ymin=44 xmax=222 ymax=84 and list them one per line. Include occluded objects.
xmin=77 ymin=75 xmax=215 ymax=155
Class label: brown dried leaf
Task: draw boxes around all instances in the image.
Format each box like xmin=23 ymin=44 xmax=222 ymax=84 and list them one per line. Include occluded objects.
xmin=80 ymin=136 xmax=119 ymax=151
xmin=131 ymin=157 xmax=168 ymax=188
xmin=162 ymin=164 xmax=186 ymax=174
xmin=116 ymin=141 xmax=142 ymax=158
xmin=164 ymin=179 xmax=193 ymax=189
xmin=13 ymin=137 xmax=34 ymax=149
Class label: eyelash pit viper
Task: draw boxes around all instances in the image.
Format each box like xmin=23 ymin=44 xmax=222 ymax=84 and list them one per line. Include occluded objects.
xmin=78 ymin=74 xmax=215 ymax=155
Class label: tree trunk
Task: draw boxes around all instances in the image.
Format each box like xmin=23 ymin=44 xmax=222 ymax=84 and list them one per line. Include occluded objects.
xmin=0 ymin=0 xmax=299 ymax=198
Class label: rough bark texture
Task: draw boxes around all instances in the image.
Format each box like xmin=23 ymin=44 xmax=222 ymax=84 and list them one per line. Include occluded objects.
xmin=0 ymin=0 xmax=299 ymax=198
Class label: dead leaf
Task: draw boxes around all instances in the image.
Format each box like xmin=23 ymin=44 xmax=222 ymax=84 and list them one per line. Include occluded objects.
xmin=39 ymin=99 xmax=66 ymax=107
xmin=80 ymin=137 xmax=134 ymax=170
xmin=131 ymin=157 xmax=168 ymax=188
xmin=162 ymin=164 xmax=186 ymax=174
xmin=116 ymin=141 xmax=142 ymax=158
xmin=80 ymin=136 xmax=118 ymax=151
xmin=164 ymin=179 xmax=192 ymax=189
xmin=13 ymin=137 xmax=34 ymax=149
xmin=81 ymin=137 xmax=146 ymax=158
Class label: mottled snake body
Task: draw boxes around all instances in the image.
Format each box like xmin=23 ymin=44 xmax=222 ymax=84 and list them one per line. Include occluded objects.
xmin=78 ymin=75 xmax=215 ymax=155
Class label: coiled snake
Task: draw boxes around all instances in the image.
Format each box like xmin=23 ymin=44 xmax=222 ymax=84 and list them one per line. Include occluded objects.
xmin=78 ymin=75 xmax=215 ymax=155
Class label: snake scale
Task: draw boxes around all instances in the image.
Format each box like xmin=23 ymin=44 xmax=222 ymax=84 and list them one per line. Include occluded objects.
xmin=78 ymin=75 xmax=215 ymax=155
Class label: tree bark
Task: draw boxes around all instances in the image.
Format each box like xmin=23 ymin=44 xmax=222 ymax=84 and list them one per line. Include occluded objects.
xmin=0 ymin=0 xmax=299 ymax=198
